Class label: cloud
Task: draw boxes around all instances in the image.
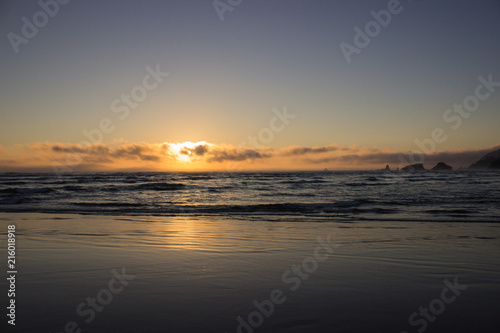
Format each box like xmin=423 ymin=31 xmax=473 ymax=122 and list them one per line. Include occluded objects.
xmin=206 ymin=147 xmax=271 ymax=163
xmin=169 ymin=143 xmax=271 ymax=163
xmin=51 ymin=144 xmax=91 ymax=154
xmin=194 ymin=144 xmax=209 ymax=156
xmin=110 ymin=144 xmax=162 ymax=162
xmin=179 ymin=144 xmax=209 ymax=156
xmin=27 ymin=142 xmax=170 ymax=165
xmin=281 ymin=145 xmax=341 ymax=156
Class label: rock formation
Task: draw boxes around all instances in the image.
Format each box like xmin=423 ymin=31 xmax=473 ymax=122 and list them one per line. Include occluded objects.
xmin=401 ymin=163 xmax=425 ymax=172
xmin=431 ymin=162 xmax=452 ymax=171
xmin=469 ymin=148 xmax=500 ymax=169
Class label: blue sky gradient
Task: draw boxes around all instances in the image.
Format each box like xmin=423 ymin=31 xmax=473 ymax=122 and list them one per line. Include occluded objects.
xmin=1 ymin=0 xmax=499 ymax=170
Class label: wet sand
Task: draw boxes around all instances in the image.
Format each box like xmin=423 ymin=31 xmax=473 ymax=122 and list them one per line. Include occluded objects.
xmin=1 ymin=212 xmax=499 ymax=332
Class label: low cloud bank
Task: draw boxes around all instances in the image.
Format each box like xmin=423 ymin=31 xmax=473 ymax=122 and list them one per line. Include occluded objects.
xmin=0 ymin=141 xmax=498 ymax=172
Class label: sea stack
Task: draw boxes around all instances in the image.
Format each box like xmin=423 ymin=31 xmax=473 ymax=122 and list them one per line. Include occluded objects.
xmin=431 ymin=162 xmax=452 ymax=171
xmin=401 ymin=163 xmax=425 ymax=172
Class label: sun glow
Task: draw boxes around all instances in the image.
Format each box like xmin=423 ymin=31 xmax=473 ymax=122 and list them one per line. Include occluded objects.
xmin=167 ymin=141 xmax=211 ymax=163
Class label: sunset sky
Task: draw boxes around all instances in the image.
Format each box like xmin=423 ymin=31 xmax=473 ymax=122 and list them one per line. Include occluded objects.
xmin=1 ymin=0 xmax=499 ymax=172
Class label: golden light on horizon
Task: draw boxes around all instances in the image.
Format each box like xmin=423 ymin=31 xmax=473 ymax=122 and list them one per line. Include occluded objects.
xmin=167 ymin=141 xmax=211 ymax=163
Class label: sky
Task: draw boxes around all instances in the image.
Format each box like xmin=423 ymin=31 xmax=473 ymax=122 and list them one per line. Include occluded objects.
xmin=0 ymin=0 xmax=499 ymax=172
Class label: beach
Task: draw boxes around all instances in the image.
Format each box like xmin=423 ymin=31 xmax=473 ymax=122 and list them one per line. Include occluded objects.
xmin=1 ymin=212 xmax=499 ymax=332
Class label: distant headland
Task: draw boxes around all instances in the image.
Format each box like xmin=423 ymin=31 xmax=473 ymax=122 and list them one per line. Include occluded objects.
xmin=387 ymin=147 xmax=500 ymax=172
xmin=468 ymin=148 xmax=500 ymax=170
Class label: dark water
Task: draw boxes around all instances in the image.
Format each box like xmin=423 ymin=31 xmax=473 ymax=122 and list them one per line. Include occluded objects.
xmin=1 ymin=171 xmax=500 ymax=332
xmin=0 ymin=171 xmax=499 ymax=222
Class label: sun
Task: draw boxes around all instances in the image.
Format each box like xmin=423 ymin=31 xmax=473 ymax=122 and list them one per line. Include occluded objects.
xmin=167 ymin=141 xmax=210 ymax=162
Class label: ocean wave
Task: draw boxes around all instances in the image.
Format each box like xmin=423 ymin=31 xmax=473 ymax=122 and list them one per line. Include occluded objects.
xmin=73 ymin=202 xmax=144 ymax=207
xmin=345 ymin=182 xmax=390 ymax=187
xmin=0 ymin=198 xmax=23 ymax=205
xmin=62 ymin=185 xmax=92 ymax=192
xmin=261 ymin=192 xmax=316 ymax=197
xmin=278 ymin=179 xmax=327 ymax=185
xmin=133 ymin=182 xmax=186 ymax=191
xmin=0 ymin=181 xmax=29 ymax=185
xmin=192 ymin=201 xmax=371 ymax=214
xmin=0 ymin=187 xmax=54 ymax=194
xmin=47 ymin=201 xmax=374 ymax=215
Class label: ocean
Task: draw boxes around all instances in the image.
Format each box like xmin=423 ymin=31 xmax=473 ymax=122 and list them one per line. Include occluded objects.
xmin=1 ymin=170 xmax=499 ymax=222
xmin=0 ymin=171 xmax=499 ymax=332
